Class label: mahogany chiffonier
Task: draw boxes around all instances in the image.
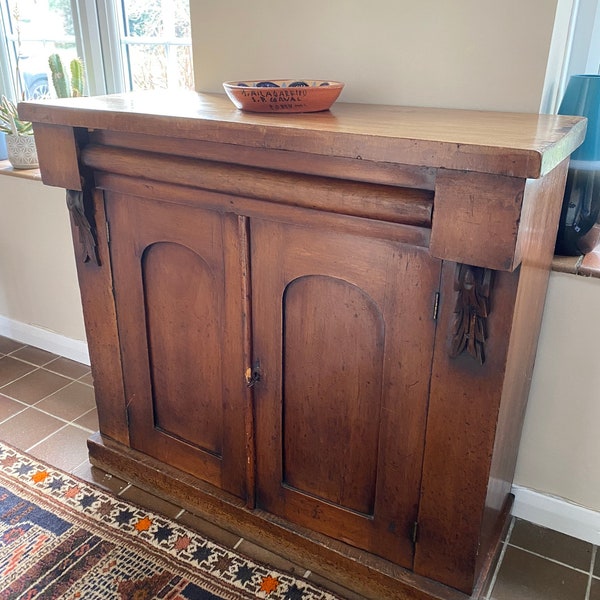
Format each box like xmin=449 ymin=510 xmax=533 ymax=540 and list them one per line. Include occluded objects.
xmin=20 ymin=93 xmax=585 ymax=600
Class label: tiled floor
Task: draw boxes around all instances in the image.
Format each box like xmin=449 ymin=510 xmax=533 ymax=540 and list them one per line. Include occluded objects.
xmin=0 ymin=334 xmax=598 ymax=600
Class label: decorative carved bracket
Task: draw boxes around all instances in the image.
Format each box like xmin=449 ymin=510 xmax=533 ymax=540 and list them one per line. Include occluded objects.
xmin=449 ymin=264 xmax=493 ymax=365
xmin=66 ymin=186 xmax=100 ymax=266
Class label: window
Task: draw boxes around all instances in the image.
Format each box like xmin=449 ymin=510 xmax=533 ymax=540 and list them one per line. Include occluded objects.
xmin=0 ymin=0 xmax=194 ymax=101
xmin=117 ymin=0 xmax=194 ymax=92
xmin=568 ymin=0 xmax=600 ymax=77
xmin=0 ymin=0 xmax=76 ymax=99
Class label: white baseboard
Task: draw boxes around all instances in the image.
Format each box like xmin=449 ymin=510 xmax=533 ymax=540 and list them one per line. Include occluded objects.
xmin=0 ymin=316 xmax=89 ymax=365
xmin=511 ymin=484 xmax=600 ymax=545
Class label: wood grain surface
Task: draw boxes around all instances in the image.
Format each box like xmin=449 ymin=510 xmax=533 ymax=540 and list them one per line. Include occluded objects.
xmin=20 ymin=91 xmax=585 ymax=178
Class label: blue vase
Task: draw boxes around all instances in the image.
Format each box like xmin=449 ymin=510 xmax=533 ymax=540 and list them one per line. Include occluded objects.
xmin=0 ymin=133 xmax=7 ymax=161
xmin=556 ymin=74 xmax=600 ymax=255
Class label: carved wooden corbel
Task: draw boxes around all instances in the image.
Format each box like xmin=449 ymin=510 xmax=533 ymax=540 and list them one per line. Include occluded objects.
xmin=449 ymin=263 xmax=493 ymax=365
xmin=66 ymin=183 xmax=100 ymax=266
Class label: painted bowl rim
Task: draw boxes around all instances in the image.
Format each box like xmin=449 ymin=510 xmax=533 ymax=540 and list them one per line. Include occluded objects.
xmin=223 ymin=79 xmax=344 ymax=89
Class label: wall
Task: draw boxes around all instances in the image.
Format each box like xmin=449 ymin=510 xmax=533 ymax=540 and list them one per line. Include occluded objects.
xmin=0 ymin=175 xmax=87 ymax=361
xmin=191 ymin=0 xmax=565 ymax=112
xmin=514 ymin=273 xmax=600 ymax=510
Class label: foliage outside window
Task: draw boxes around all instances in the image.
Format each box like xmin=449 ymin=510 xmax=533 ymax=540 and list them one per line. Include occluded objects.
xmin=0 ymin=0 xmax=194 ymax=100
xmin=120 ymin=0 xmax=194 ymax=91
xmin=1 ymin=0 xmax=76 ymax=100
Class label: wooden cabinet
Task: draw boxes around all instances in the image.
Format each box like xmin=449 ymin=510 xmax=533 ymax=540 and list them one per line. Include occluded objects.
xmin=21 ymin=93 xmax=585 ymax=600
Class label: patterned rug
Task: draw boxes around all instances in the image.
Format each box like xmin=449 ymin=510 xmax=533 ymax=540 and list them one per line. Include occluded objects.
xmin=0 ymin=441 xmax=342 ymax=599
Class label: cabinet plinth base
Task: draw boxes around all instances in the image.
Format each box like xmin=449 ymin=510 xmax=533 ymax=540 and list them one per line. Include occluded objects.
xmin=87 ymin=432 xmax=507 ymax=600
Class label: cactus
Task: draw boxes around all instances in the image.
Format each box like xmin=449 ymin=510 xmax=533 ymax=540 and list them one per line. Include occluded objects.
xmin=70 ymin=58 xmax=85 ymax=97
xmin=48 ymin=53 xmax=85 ymax=98
xmin=48 ymin=53 xmax=69 ymax=98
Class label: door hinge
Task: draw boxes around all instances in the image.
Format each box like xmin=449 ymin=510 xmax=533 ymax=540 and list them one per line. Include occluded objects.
xmin=105 ymin=220 xmax=110 ymax=244
xmin=412 ymin=521 xmax=419 ymax=544
xmin=245 ymin=360 xmax=261 ymax=388
xmin=433 ymin=291 xmax=440 ymax=320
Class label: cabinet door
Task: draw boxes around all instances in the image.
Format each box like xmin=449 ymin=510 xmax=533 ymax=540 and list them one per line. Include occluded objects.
xmin=251 ymin=219 xmax=441 ymax=568
xmin=105 ymin=193 xmax=248 ymax=499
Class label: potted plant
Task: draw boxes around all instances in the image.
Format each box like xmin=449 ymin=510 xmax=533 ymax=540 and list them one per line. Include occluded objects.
xmin=0 ymin=95 xmax=38 ymax=169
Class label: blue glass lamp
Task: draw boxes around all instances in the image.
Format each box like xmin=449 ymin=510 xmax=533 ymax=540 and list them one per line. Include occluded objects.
xmin=556 ymin=74 xmax=600 ymax=255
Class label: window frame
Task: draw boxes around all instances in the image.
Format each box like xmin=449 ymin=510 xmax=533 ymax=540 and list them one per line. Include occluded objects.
xmin=0 ymin=3 xmax=14 ymax=99
xmin=75 ymin=0 xmax=194 ymax=95
xmin=0 ymin=0 xmax=193 ymax=100
xmin=568 ymin=0 xmax=600 ymax=77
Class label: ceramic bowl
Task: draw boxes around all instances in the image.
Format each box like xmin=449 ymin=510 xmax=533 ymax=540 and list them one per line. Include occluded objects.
xmin=223 ymin=79 xmax=344 ymax=113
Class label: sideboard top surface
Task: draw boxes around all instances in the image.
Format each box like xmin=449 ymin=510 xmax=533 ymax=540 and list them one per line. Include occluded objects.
xmin=19 ymin=90 xmax=586 ymax=179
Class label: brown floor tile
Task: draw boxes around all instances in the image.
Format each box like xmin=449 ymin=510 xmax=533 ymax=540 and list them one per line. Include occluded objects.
xmin=590 ymin=577 xmax=600 ymax=600
xmin=0 ymin=356 xmax=37 ymax=387
xmin=71 ymin=461 xmax=129 ymax=495
xmin=177 ymin=511 xmax=242 ymax=549
xmin=119 ymin=484 xmax=186 ymax=519
xmin=0 ymin=369 xmax=71 ymax=405
xmin=490 ymin=546 xmax=588 ymax=600
xmin=478 ymin=544 xmax=506 ymax=600
xmin=73 ymin=408 xmax=99 ymax=432
xmin=595 ymin=551 xmax=600 ymax=578
xmin=35 ymin=381 xmax=96 ymax=421
xmin=0 ymin=407 xmax=65 ymax=450
xmin=509 ymin=519 xmax=593 ymax=571
xmin=78 ymin=372 xmax=94 ymax=386
xmin=44 ymin=356 xmax=91 ymax=379
xmin=27 ymin=424 xmax=91 ymax=472
xmin=0 ymin=336 xmax=26 ymax=355
xmin=0 ymin=393 xmax=26 ymax=422
xmin=11 ymin=345 xmax=58 ymax=366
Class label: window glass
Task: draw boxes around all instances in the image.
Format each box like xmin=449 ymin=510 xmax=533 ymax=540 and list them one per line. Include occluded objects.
xmin=0 ymin=0 xmax=194 ymax=99
xmin=119 ymin=0 xmax=194 ymax=91
xmin=3 ymin=0 xmax=76 ymax=99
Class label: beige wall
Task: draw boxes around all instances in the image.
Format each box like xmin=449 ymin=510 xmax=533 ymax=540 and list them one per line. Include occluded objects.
xmin=0 ymin=176 xmax=86 ymax=341
xmin=514 ymin=273 xmax=600 ymax=510
xmin=191 ymin=0 xmax=565 ymax=112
